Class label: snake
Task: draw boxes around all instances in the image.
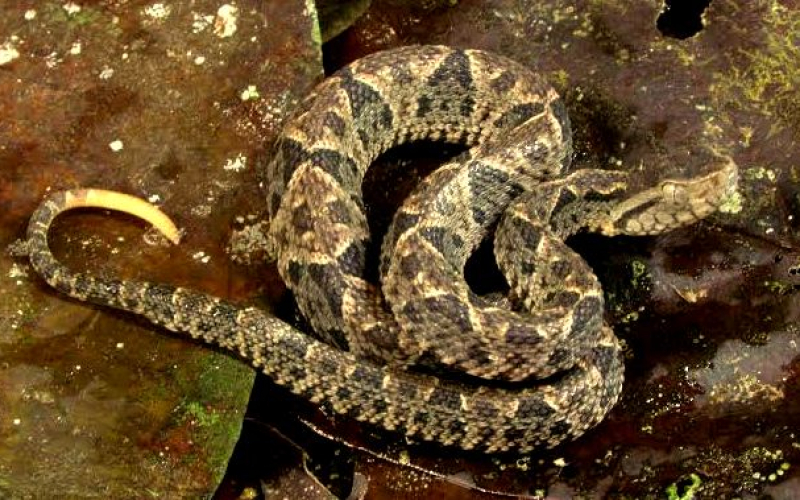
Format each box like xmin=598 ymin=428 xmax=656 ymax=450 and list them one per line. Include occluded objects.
xmin=24 ymin=45 xmax=738 ymax=453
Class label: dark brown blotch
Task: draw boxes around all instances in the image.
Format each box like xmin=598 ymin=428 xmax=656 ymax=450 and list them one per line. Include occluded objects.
xmin=286 ymin=259 xmax=304 ymax=287
xmin=547 ymin=419 xmax=574 ymax=442
xmin=517 ymin=394 xmax=556 ymax=421
xmin=470 ymin=397 xmax=500 ymax=421
xmin=305 ymin=262 xmax=347 ymax=321
xmin=427 ymin=49 xmax=474 ymax=90
xmin=338 ymin=68 xmax=394 ymax=148
xmin=513 ymin=220 xmax=543 ymax=249
xmin=309 ymin=148 xmax=360 ymax=189
xmin=426 ymin=386 xmax=462 ymax=411
xmin=444 ymin=419 xmax=468 ymax=441
xmin=336 ymin=241 xmax=366 ymax=276
xmin=546 ymin=289 xmax=581 ymax=309
xmin=504 ymin=319 xmax=541 ymax=346
xmin=549 ymin=260 xmax=572 ymax=280
xmin=400 ymin=294 xmax=473 ymax=334
xmin=391 ymin=211 xmax=421 ymax=238
xmin=419 ymin=226 xmax=465 ymax=263
xmin=395 ymin=250 xmax=426 ymax=282
xmin=322 ymin=111 xmax=347 ymax=138
xmin=202 ymin=301 xmax=240 ymax=332
xmin=568 ymin=295 xmax=603 ymax=339
xmin=425 ymin=50 xmax=476 ymax=117
xmin=551 ymin=188 xmax=579 ymax=218
xmin=546 ymin=346 xmax=576 ymax=368
xmin=416 ymin=95 xmax=433 ymax=117
xmin=275 ymin=333 xmax=312 ymax=367
xmin=289 ymin=201 xmax=316 ymax=234
xmin=490 ymin=71 xmax=517 ymax=93
xmin=142 ymin=283 xmax=179 ymax=324
xmin=494 ymin=102 xmax=544 ymax=130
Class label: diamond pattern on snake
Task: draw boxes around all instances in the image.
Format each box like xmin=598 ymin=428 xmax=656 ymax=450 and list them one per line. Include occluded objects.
xmin=25 ymin=45 xmax=738 ymax=453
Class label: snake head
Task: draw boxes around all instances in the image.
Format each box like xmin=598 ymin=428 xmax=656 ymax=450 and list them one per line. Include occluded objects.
xmin=601 ymin=157 xmax=739 ymax=236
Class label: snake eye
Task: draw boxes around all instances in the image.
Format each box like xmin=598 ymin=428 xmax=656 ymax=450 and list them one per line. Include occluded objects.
xmin=660 ymin=182 xmax=676 ymax=201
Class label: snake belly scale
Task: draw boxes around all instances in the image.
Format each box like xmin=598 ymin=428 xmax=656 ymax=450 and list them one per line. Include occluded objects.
xmin=25 ymin=45 xmax=737 ymax=453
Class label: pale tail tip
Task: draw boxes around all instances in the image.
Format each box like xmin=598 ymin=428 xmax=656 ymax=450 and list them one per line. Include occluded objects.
xmin=63 ymin=189 xmax=181 ymax=245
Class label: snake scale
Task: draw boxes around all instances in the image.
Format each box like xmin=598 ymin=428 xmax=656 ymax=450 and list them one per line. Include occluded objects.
xmin=25 ymin=45 xmax=738 ymax=453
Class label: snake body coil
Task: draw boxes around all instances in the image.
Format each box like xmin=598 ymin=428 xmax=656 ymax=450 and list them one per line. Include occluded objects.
xmin=26 ymin=46 xmax=737 ymax=452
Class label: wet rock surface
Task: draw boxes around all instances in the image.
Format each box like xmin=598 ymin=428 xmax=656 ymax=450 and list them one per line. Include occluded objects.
xmin=1 ymin=1 xmax=319 ymax=498
xmin=2 ymin=0 xmax=800 ymax=499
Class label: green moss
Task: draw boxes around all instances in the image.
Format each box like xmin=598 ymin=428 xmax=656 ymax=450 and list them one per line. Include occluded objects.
xmin=183 ymin=401 xmax=221 ymax=428
xmin=631 ymin=260 xmax=646 ymax=278
xmin=764 ymin=279 xmax=794 ymax=295
xmin=39 ymin=2 xmax=122 ymax=40
xmin=43 ymin=2 xmax=102 ymax=27
xmin=666 ymin=473 xmax=702 ymax=500
xmin=630 ymin=260 xmax=650 ymax=290
xmin=619 ymin=310 xmax=639 ymax=324
xmin=711 ymin=1 xmax=800 ymax=136
xmin=186 ymin=354 xmax=253 ymax=408
xmin=718 ymin=190 xmax=743 ymax=214
xmin=306 ymin=0 xmax=323 ymax=48
xmin=172 ymin=353 xmax=253 ymax=480
xmin=667 ymin=446 xmax=791 ymax=496
xmin=604 ymin=258 xmax=651 ymax=325
xmin=744 ymin=167 xmax=777 ymax=182
xmin=731 ymin=165 xmax=779 ymax=224
xmin=70 ymin=9 xmax=100 ymax=26
xmin=548 ymin=70 xmax=570 ymax=95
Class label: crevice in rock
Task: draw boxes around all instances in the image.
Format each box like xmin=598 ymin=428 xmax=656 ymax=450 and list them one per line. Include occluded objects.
xmin=656 ymin=0 xmax=712 ymax=39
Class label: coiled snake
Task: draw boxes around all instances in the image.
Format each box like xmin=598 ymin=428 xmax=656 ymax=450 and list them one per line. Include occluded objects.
xmin=25 ymin=45 xmax=737 ymax=453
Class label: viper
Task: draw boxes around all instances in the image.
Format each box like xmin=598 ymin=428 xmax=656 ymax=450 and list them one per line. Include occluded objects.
xmin=24 ymin=45 xmax=737 ymax=453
